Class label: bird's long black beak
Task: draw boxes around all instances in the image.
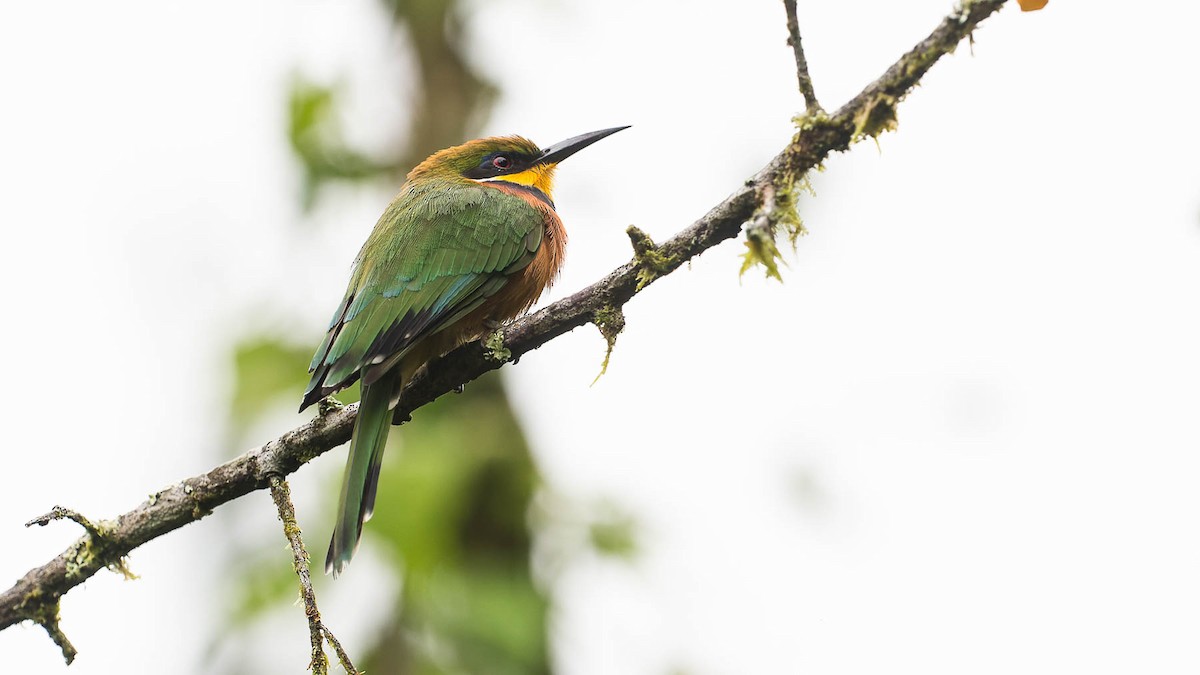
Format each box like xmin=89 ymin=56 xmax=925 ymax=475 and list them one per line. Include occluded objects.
xmin=537 ymin=126 xmax=630 ymax=165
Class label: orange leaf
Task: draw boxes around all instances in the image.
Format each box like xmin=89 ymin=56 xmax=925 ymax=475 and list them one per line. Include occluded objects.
xmin=1017 ymin=0 xmax=1048 ymax=10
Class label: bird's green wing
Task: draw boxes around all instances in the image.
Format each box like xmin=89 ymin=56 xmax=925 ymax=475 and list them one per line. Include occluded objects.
xmin=300 ymin=183 xmax=544 ymax=411
xmin=300 ymin=181 xmax=544 ymax=408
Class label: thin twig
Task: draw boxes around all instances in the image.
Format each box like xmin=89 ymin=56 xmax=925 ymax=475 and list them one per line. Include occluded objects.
xmin=322 ymin=626 xmax=358 ymax=674
xmin=268 ymin=476 xmax=327 ymax=673
xmin=268 ymin=475 xmax=359 ymax=675
xmin=783 ymin=0 xmax=822 ymax=113
xmin=0 ymin=0 xmax=1008 ymax=659
xmin=26 ymin=506 xmax=104 ymax=539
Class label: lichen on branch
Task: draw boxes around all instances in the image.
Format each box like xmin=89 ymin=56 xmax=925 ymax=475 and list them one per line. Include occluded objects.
xmin=591 ymin=304 xmax=626 ymax=384
xmin=626 ymin=226 xmax=676 ymax=290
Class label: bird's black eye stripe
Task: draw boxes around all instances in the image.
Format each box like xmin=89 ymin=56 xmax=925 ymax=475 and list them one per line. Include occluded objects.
xmin=464 ymin=152 xmax=531 ymax=179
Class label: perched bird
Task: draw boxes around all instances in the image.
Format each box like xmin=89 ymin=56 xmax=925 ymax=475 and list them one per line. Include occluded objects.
xmin=300 ymin=126 xmax=629 ymax=575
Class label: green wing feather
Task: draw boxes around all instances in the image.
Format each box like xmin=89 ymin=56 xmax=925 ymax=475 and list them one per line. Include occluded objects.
xmin=300 ymin=182 xmax=544 ymax=410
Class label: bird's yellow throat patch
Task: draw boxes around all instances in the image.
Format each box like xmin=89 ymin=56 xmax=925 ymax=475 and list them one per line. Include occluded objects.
xmin=490 ymin=163 xmax=556 ymax=199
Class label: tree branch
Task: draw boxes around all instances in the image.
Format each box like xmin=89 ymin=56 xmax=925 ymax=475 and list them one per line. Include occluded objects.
xmin=783 ymin=0 xmax=822 ymax=113
xmin=0 ymin=0 xmax=1008 ymax=657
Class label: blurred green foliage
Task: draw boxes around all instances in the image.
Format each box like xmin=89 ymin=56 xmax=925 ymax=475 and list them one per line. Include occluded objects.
xmin=287 ymin=0 xmax=496 ymax=210
xmin=587 ymin=502 xmax=639 ymax=559
xmin=229 ymin=338 xmax=323 ymax=432
xmin=289 ymin=80 xmax=399 ymax=211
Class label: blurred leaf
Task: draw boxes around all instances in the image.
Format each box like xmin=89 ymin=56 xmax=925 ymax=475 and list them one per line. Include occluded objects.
xmin=288 ymin=78 xmax=398 ymax=210
xmin=588 ymin=504 xmax=638 ymax=559
xmin=230 ymin=337 xmax=313 ymax=431
xmin=225 ymin=553 xmax=300 ymax=626
xmin=399 ymin=566 xmax=548 ymax=675
xmin=1016 ymin=0 xmax=1048 ymax=11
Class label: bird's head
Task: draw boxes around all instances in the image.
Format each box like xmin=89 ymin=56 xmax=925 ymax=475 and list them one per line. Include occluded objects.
xmin=408 ymin=126 xmax=629 ymax=201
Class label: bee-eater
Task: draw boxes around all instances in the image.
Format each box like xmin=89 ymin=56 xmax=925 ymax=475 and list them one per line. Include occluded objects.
xmin=300 ymin=126 xmax=628 ymax=576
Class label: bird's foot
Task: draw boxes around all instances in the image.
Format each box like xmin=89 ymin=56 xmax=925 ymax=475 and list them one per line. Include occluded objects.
xmin=317 ymin=396 xmax=346 ymax=416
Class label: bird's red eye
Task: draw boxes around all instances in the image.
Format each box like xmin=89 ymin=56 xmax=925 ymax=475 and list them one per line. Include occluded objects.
xmin=492 ymin=156 xmax=512 ymax=169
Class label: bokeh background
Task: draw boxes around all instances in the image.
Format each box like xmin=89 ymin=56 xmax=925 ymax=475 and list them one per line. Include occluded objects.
xmin=3 ymin=1 xmax=1200 ymax=673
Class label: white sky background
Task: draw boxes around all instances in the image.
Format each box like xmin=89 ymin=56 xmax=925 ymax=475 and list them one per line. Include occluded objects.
xmin=2 ymin=1 xmax=1200 ymax=673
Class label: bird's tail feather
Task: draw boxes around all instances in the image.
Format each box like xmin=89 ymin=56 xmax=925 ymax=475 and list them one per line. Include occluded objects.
xmin=325 ymin=370 xmax=400 ymax=576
